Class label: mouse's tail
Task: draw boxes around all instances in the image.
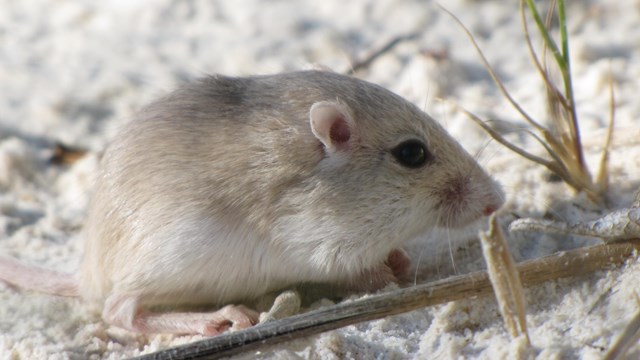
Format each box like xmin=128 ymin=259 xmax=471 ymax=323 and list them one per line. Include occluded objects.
xmin=0 ymin=255 xmax=79 ymax=297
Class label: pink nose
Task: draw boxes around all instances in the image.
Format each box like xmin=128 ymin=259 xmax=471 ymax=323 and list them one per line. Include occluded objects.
xmin=483 ymin=204 xmax=499 ymax=216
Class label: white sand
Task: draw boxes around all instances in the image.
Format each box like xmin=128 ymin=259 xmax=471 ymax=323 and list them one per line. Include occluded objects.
xmin=1 ymin=0 xmax=639 ymax=358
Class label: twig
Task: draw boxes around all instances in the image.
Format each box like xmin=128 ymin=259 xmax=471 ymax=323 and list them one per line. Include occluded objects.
xmin=510 ymin=207 xmax=640 ymax=243
xmin=480 ymin=214 xmax=529 ymax=343
xmin=345 ymin=33 xmax=420 ymax=75
xmin=133 ymin=240 xmax=640 ymax=360
xmin=603 ymin=306 xmax=640 ymax=360
xmin=595 ymin=64 xmax=616 ymax=191
xmin=50 ymin=142 xmax=88 ymax=165
xmin=439 ymin=4 xmax=546 ymax=132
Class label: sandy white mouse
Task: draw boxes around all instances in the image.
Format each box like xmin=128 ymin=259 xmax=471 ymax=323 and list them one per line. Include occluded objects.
xmin=0 ymin=70 xmax=503 ymax=335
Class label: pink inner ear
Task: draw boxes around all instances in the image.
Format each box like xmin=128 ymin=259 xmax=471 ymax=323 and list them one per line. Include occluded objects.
xmin=330 ymin=115 xmax=351 ymax=144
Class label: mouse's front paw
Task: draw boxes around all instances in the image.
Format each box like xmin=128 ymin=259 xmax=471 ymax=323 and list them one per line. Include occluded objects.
xmin=350 ymin=248 xmax=412 ymax=292
xmin=385 ymin=248 xmax=411 ymax=281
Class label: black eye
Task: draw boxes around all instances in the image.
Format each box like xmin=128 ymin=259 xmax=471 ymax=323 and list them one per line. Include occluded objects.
xmin=391 ymin=139 xmax=430 ymax=168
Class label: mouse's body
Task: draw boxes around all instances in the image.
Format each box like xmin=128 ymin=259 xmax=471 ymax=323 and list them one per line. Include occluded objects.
xmin=0 ymin=70 xmax=503 ymax=335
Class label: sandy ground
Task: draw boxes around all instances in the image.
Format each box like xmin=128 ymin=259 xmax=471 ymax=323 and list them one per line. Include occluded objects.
xmin=1 ymin=0 xmax=639 ymax=358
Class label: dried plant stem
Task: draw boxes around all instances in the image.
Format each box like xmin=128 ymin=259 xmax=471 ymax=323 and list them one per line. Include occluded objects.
xmin=603 ymin=306 xmax=640 ymax=360
xmin=595 ymin=68 xmax=616 ymax=190
xmin=510 ymin=190 xmax=640 ymax=243
xmin=438 ymin=5 xmax=545 ymax=133
xmin=135 ymin=240 xmax=640 ymax=360
xmin=445 ymin=1 xmax=614 ymax=204
xmin=345 ymin=33 xmax=419 ymax=75
xmin=528 ymin=0 xmax=591 ymax=192
xmin=462 ymin=109 xmax=593 ymax=198
xmin=480 ymin=214 xmax=530 ymax=343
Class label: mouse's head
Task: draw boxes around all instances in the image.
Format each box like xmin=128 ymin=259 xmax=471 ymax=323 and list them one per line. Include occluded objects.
xmin=308 ymin=74 xmax=502 ymax=226
xmin=273 ymin=72 xmax=503 ymax=277
xmin=268 ymin=73 xmax=503 ymax=278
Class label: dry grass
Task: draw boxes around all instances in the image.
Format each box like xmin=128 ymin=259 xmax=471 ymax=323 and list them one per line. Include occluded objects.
xmin=443 ymin=0 xmax=615 ymax=204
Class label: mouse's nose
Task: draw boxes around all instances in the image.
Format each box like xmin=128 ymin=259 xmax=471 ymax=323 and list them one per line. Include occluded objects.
xmin=483 ymin=204 xmax=500 ymax=216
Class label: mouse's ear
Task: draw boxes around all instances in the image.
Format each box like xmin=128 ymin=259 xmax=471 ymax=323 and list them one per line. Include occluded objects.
xmin=309 ymin=101 xmax=356 ymax=153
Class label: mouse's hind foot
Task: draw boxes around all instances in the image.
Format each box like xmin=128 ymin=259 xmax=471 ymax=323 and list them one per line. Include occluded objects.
xmin=134 ymin=304 xmax=259 ymax=335
xmin=103 ymin=294 xmax=259 ymax=335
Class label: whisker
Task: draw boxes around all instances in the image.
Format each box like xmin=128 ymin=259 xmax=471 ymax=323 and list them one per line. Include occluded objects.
xmin=473 ymin=137 xmax=495 ymax=162
xmin=445 ymin=212 xmax=458 ymax=275
xmin=412 ymin=247 xmax=423 ymax=286
xmin=500 ymin=184 xmax=570 ymax=223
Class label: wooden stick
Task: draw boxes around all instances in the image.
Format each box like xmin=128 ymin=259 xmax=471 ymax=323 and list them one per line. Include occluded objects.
xmin=134 ymin=240 xmax=640 ymax=360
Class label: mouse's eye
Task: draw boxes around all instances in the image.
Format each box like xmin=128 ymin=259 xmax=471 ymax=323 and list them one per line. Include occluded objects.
xmin=391 ymin=140 xmax=430 ymax=168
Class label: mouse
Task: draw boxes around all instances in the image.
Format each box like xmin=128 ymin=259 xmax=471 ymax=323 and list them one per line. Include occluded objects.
xmin=0 ymin=70 xmax=503 ymax=336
